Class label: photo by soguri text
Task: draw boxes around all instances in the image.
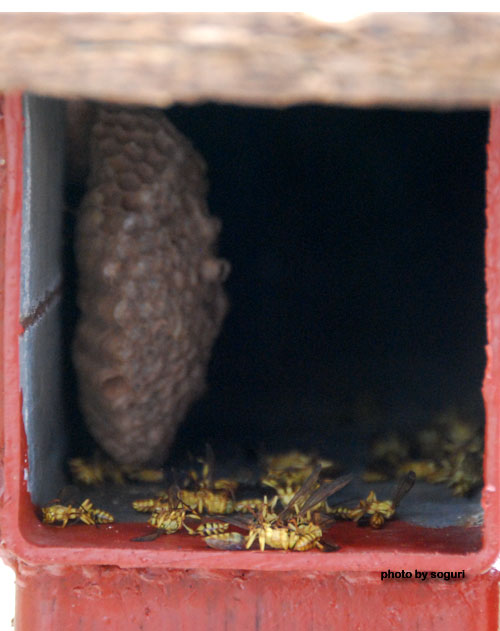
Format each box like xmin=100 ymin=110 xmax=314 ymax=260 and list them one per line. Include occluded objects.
xmin=381 ymin=570 xmax=466 ymax=581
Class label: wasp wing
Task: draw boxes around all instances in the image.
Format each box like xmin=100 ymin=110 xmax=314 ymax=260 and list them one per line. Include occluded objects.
xmin=210 ymin=514 xmax=254 ymax=530
xmin=131 ymin=530 xmax=164 ymax=542
xmin=277 ymin=464 xmax=323 ymax=522
xmin=204 ymin=533 xmax=246 ymax=550
xmin=392 ymin=471 xmax=416 ymax=507
xmin=309 ymin=512 xmax=337 ymax=530
xmin=297 ymin=474 xmax=353 ymax=517
xmin=355 ymin=515 xmax=372 ymax=527
xmin=322 ymin=541 xmax=341 ymax=552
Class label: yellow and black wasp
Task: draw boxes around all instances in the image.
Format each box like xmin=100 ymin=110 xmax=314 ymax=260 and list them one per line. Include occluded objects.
xmin=41 ymin=496 xmax=114 ymax=527
xmin=178 ymin=444 xmax=237 ymax=514
xmin=332 ymin=471 xmax=416 ymax=529
xmin=131 ymin=484 xmax=230 ymax=542
xmin=206 ymin=465 xmax=352 ymax=551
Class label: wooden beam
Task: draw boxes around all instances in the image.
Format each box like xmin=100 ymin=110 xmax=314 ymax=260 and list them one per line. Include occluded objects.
xmin=0 ymin=13 xmax=499 ymax=107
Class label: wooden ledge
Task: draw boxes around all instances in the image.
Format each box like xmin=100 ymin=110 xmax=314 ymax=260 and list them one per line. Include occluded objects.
xmin=1 ymin=12 xmax=500 ymax=108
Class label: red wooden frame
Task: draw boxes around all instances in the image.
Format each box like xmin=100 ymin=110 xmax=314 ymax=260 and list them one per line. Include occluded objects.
xmin=0 ymin=95 xmax=499 ymax=628
xmin=13 ymin=564 xmax=500 ymax=631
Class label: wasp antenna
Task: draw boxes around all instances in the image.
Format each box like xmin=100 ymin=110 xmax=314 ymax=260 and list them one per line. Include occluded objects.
xmin=169 ymin=482 xmax=182 ymax=504
xmin=170 ymin=466 xmax=179 ymax=485
xmin=204 ymin=443 xmax=215 ymax=488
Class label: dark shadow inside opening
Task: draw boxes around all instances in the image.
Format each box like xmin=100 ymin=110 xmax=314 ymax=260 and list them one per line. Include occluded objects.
xmin=160 ymin=105 xmax=488 ymax=471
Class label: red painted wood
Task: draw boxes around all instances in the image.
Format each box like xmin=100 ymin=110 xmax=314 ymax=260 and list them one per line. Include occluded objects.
xmin=0 ymin=92 xmax=25 ymax=571
xmin=13 ymin=564 xmax=500 ymax=631
xmin=13 ymin=519 xmax=483 ymax=572
xmin=0 ymin=95 xmax=499 ymax=628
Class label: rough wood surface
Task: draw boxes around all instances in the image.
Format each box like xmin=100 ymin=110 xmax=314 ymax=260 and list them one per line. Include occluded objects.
xmin=1 ymin=13 xmax=500 ymax=107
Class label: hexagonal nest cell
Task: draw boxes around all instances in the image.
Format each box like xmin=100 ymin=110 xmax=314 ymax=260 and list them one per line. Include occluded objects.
xmin=20 ymin=94 xmax=488 ymax=556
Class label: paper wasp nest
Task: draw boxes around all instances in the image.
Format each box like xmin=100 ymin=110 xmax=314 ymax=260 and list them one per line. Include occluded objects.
xmin=73 ymin=106 xmax=229 ymax=466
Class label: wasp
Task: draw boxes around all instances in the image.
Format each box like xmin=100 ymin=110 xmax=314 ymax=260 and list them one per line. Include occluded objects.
xmin=396 ymin=459 xmax=437 ymax=479
xmin=362 ymin=434 xmax=410 ymax=482
xmin=369 ymin=434 xmax=410 ymax=467
xmin=69 ymin=453 xmax=126 ymax=485
xmin=262 ymin=451 xmax=335 ymax=475
xmin=90 ymin=506 xmax=115 ymax=524
xmin=329 ymin=504 xmax=356 ymax=520
xmin=261 ymin=451 xmax=339 ymax=508
xmin=121 ymin=466 xmax=165 ymax=483
xmin=68 ymin=457 xmax=106 ymax=486
xmin=238 ymin=494 xmax=290 ymax=551
xmin=177 ymin=488 xmax=235 ymax=514
xmin=131 ymin=485 xmax=176 ymax=513
xmin=137 ymin=501 xmax=229 ymax=540
xmin=148 ymin=506 xmax=195 ymax=534
xmin=41 ymin=498 xmax=96 ymax=528
xmin=213 ymin=479 xmax=239 ymax=494
xmin=133 ymin=508 xmax=195 ymax=541
xmin=247 ymin=520 xmax=291 ymax=551
xmin=416 ymin=426 xmax=443 ymax=460
xmin=261 ymin=466 xmax=333 ymax=509
xmin=333 ymin=472 xmax=416 ymax=529
xmin=361 ymin=470 xmax=392 ymax=483
xmin=288 ymin=521 xmax=324 ymax=551
xmin=215 ymin=466 xmax=352 ymax=551
xmin=438 ymin=415 xmax=483 ymax=497
xmin=234 ymin=498 xmax=266 ymax=513
xmin=262 ymin=450 xmax=314 ymax=472
xmin=75 ymin=451 xmax=129 ymax=485
xmin=179 ymin=444 xmax=236 ymax=514
xmin=447 ymin=456 xmax=482 ymax=497
xmin=41 ymin=497 xmax=114 ymax=527
xmin=70 ymin=452 xmax=164 ymax=486
xmin=205 ymin=494 xmax=282 ymax=551
xmin=132 ymin=497 xmax=172 ymax=513
xmin=261 ymin=473 xmax=305 ymax=507
xmin=132 ymin=486 xmax=199 ymax=541
xmin=208 ymin=494 xmax=283 ymax=551
xmin=184 ymin=521 xmax=229 ymax=537
xmin=270 ymin=470 xmax=351 ymax=550
xmin=187 ymin=444 xmax=239 ymax=492
xmin=428 ymin=447 xmax=482 ymax=497
xmin=434 ymin=407 xmax=480 ymax=449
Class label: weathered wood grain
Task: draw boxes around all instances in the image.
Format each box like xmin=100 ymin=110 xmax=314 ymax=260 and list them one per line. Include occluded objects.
xmin=0 ymin=13 xmax=500 ymax=107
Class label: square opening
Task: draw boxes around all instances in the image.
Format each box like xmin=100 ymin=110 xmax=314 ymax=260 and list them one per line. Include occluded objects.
xmin=13 ymin=94 xmax=493 ymax=570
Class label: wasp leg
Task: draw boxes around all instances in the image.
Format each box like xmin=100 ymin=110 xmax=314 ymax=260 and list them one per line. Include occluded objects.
xmin=183 ymin=523 xmax=197 ymax=535
xmin=246 ymin=530 xmax=258 ymax=549
xmin=259 ymin=530 xmax=267 ymax=551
